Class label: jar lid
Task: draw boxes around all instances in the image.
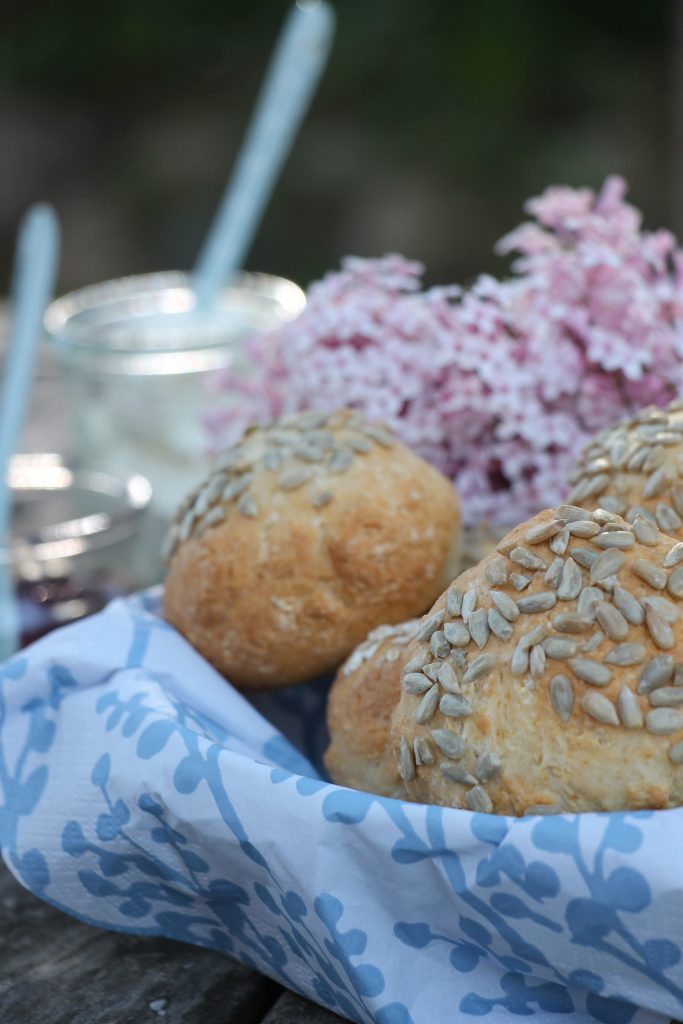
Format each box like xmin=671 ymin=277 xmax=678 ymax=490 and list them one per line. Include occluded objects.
xmin=1 ymin=454 xmax=152 ymax=580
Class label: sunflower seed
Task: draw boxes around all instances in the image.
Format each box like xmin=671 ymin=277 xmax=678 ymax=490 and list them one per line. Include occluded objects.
xmin=363 ymin=425 xmax=394 ymax=447
xmin=595 ymin=602 xmax=629 ymax=642
xmin=567 ymin=478 xmax=591 ymax=504
xmin=644 ymin=464 xmax=675 ymax=499
xmin=613 ymin=584 xmax=645 ymax=625
xmin=463 ymin=653 xmax=497 ymax=684
xmin=203 ymin=505 xmax=226 ymax=528
xmin=582 ymin=631 xmax=605 ymax=653
xmin=582 ymin=692 xmax=619 ymax=726
xmin=592 ymin=508 xmax=621 ymax=526
xmin=403 ymin=672 xmax=433 ymax=694
xmin=656 ymin=503 xmax=683 ymax=533
xmin=446 ymin=586 xmax=463 ymax=617
xmin=664 ymin=543 xmax=683 ymax=567
xmin=618 ymin=686 xmax=643 ymax=729
xmin=567 ymin=520 xmax=601 ymax=539
xmin=444 ymin=621 xmax=470 ymax=647
xmin=627 ymin=504 xmax=658 ymax=525
xmin=399 ymin=737 xmax=416 ymax=782
xmin=511 ymin=643 xmax=529 ymax=676
xmin=516 ymin=591 xmax=557 ymax=614
xmin=433 ymin=657 xmax=455 ymax=686
xmin=510 ymin=546 xmax=547 ymax=571
xmin=466 ymin=786 xmax=493 ymax=813
xmin=638 ymin=655 xmax=675 ymax=693
xmin=413 ymin=736 xmax=435 ymax=767
xmin=646 ymin=708 xmax=683 ymax=734
xmin=511 ymin=572 xmax=532 ymax=590
xmin=450 ymin=649 xmax=467 ymax=672
xmin=554 ymin=557 xmax=581 ymax=600
xmin=590 ymin=548 xmax=625 ymax=583
xmin=415 ymin=684 xmax=440 ymax=724
xmin=468 ymin=609 xmax=490 ymax=649
xmin=238 ymin=495 xmax=259 ymax=518
xmin=530 ymin=644 xmax=547 ymax=677
xmin=649 ymin=687 xmax=683 ymax=707
xmin=310 ymin=490 xmax=334 ymax=508
xmin=488 ymin=608 xmax=514 ymax=641
xmin=641 ymin=595 xmax=680 ymax=622
xmin=671 ymin=483 xmax=683 ymax=517
xmin=600 ymin=496 xmax=627 ymax=515
xmin=550 ymin=674 xmax=574 ymax=722
xmin=576 ymin=587 xmax=602 ymax=618
xmin=519 ymin=624 xmax=549 ymax=648
xmin=544 ymin=557 xmax=564 ymax=589
xmin=439 ymin=694 xmax=473 ymax=718
xmin=404 ymin=650 xmax=431 ymax=674
xmin=423 ymin=662 xmax=441 ymax=682
xmin=431 ymin=729 xmax=466 ymax=759
xmin=475 ymin=751 xmax=503 ymax=782
xmin=633 ymin=559 xmax=667 ymax=590
xmin=669 ymin=740 xmax=683 ymax=764
xmin=277 ymin=467 xmax=312 ymax=491
xmin=440 ymin=762 xmax=477 ymax=785
xmin=594 ymin=531 xmax=635 ymax=550
xmin=558 ymin=504 xmax=592 ymax=522
xmin=668 ymin=567 xmax=683 ymax=599
xmin=632 ymin=516 xmax=660 ymax=546
xmin=549 ymin=528 xmax=570 ymax=555
xmin=223 ymin=474 xmax=253 ymax=501
xmin=297 ymin=410 xmax=329 ymax=430
xmin=569 ymin=657 xmax=612 ymax=687
xmin=551 ymin=613 xmax=591 ymax=634
xmin=461 ymin=588 xmax=478 ymax=622
xmin=490 ymin=590 xmax=520 ymax=622
xmin=348 ymin=436 xmax=372 ymax=454
xmin=572 ymin=548 xmax=598 ymax=570
xmin=645 ymin=607 xmax=674 ymax=649
xmin=605 ymin=642 xmax=647 ymax=666
xmin=416 ymin=612 xmax=445 ymax=642
xmin=643 ymin=444 xmax=666 ymax=471
xmin=431 ymin=630 xmax=451 ymax=659
xmin=525 ymin=520 xmax=565 ymax=544
xmin=496 ymin=536 xmax=517 ymax=555
xmin=485 ymin=557 xmax=509 ymax=585
xmin=626 ymin=447 xmax=649 ymax=472
xmin=542 ymin=636 xmax=579 ymax=659
xmin=294 ymin=444 xmax=325 ymax=463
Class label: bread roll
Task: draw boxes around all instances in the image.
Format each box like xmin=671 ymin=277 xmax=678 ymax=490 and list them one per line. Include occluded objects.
xmin=390 ymin=505 xmax=683 ymax=815
xmin=163 ymin=409 xmax=461 ymax=689
xmin=567 ymin=400 xmax=683 ymax=536
xmin=325 ymin=620 xmax=418 ymax=798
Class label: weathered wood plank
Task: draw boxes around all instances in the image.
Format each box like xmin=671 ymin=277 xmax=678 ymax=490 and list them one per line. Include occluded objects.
xmin=261 ymin=989 xmax=344 ymax=1024
xmin=0 ymin=861 xmax=280 ymax=1023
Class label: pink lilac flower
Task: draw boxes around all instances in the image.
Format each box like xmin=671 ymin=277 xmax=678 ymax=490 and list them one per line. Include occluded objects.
xmin=207 ymin=177 xmax=683 ymax=527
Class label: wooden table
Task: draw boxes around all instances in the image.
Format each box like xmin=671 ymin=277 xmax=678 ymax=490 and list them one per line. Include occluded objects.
xmin=0 ymin=860 xmax=343 ymax=1023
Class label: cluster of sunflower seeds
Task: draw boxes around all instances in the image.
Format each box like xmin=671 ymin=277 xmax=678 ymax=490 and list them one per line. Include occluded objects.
xmin=162 ymin=410 xmax=396 ymax=561
xmin=341 ymin=620 xmax=420 ymax=677
xmin=399 ymin=502 xmax=683 ymax=807
xmin=567 ymin=402 xmax=683 ymax=529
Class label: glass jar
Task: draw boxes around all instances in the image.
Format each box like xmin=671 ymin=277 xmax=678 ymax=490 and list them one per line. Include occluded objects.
xmin=2 ymin=454 xmax=158 ymax=646
xmin=43 ymin=271 xmax=305 ymax=519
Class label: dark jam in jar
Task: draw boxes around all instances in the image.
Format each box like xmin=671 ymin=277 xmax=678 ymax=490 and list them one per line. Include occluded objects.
xmin=17 ymin=572 xmax=124 ymax=647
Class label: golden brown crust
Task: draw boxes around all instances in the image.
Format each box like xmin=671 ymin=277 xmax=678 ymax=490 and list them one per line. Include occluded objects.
xmin=163 ymin=410 xmax=461 ymax=689
xmin=324 ymin=620 xmax=418 ymax=798
xmin=568 ymin=400 xmax=683 ymax=535
xmin=390 ymin=505 xmax=683 ymax=816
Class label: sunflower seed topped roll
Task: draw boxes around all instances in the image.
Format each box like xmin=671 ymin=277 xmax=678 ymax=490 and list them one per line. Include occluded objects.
xmin=325 ymin=619 xmax=419 ymax=798
xmin=163 ymin=409 xmax=462 ymax=689
xmin=390 ymin=505 xmax=683 ymax=815
xmin=567 ymin=400 xmax=683 ymax=536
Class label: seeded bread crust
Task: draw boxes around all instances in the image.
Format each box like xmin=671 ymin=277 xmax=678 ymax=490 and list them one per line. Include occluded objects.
xmin=390 ymin=505 xmax=683 ymax=816
xmin=568 ymin=400 xmax=683 ymax=536
xmin=324 ymin=620 xmax=418 ymax=798
xmin=163 ymin=410 xmax=462 ymax=689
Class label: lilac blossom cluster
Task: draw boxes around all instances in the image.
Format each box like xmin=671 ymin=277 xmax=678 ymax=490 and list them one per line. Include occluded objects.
xmin=206 ymin=176 xmax=683 ymax=526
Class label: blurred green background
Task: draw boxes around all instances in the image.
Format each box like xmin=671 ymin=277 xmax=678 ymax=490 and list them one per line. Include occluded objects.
xmin=0 ymin=0 xmax=678 ymax=293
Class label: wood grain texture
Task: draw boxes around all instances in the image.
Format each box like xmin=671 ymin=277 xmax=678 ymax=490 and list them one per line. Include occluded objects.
xmin=0 ymin=861 xmax=280 ymax=1023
